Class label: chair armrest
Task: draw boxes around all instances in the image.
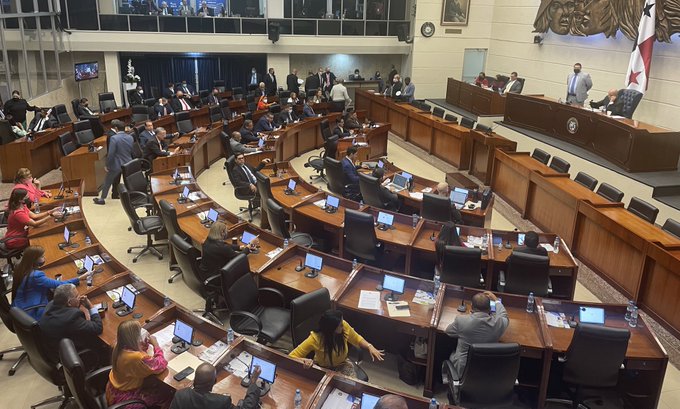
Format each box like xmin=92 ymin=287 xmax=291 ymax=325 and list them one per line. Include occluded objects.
xmin=479 ymin=273 xmax=485 ymax=286
xmin=548 ymin=277 xmax=553 ymax=295
xmin=230 ymin=310 xmax=262 ymax=338
xmin=109 ymin=399 xmax=149 ymax=409
xmin=234 ymin=185 xmax=254 ymax=197
xmin=85 ymin=365 xmax=112 ymax=393
xmin=128 ymin=191 xmax=150 ymax=201
xmin=498 ymin=270 xmax=506 ymax=292
xmin=257 ymin=287 xmax=285 ymax=307
xmin=203 ymin=273 xmax=221 ymax=287
xmin=23 ymin=304 xmax=47 ymax=312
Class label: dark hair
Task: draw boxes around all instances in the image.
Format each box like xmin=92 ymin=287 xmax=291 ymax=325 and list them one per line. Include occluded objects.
xmin=574 ymin=63 xmax=582 ymax=67
xmin=8 ymin=188 xmax=28 ymax=211
xmin=80 ymin=98 xmax=88 ymax=104
xmin=525 ymin=231 xmax=540 ymax=248
xmin=346 ymin=146 xmax=358 ymax=156
xmin=111 ymin=119 xmax=124 ymax=131
xmin=316 ymin=310 xmax=345 ymax=366
xmin=336 ymin=117 xmax=344 ymax=124
xmin=12 ymin=246 xmax=44 ymax=301
xmin=435 ymin=222 xmax=462 ymax=265
xmin=511 ymin=71 xmax=518 ymax=76
xmin=372 ymin=167 xmax=385 ymax=179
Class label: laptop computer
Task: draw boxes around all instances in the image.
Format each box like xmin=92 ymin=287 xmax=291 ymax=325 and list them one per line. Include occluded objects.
xmin=387 ymin=173 xmax=409 ymax=192
xmin=449 ymin=187 xmax=468 ymax=209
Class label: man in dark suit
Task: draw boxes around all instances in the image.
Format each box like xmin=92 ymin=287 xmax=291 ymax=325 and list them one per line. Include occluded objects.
xmin=342 ymin=146 xmax=363 ymax=190
xmin=129 ymin=85 xmax=144 ymax=106
xmin=138 ymin=120 xmax=157 ymax=147
xmin=170 ymin=363 xmax=261 ymax=409
xmin=390 ymin=74 xmax=403 ymax=98
xmin=178 ymin=0 xmax=193 ymax=16
xmin=239 ymin=119 xmax=261 ymax=143
xmin=512 ymin=231 xmax=548 ymax=256
xmin=197 ymin=1 xmax=213 ymax=16
xmin=163 ymin=81 xmax=176 ymax=99
xmin=305 ymin=70 xmax=320 ymax=94
xmin=264 ymin=68 xmax=277 ymax=96
xmin=302 ymin=97 xmax=317 ymax=118
xmin=76 ymin=98 xmax=97 ymax=118
xmin=177 ymin=80 xmax=195 ymax=97
xmin=278 ymin=104 xmax=298 ymax=125
xmin=27 ymin=108 xmax=55 ymax=133
xmin=159 ymin=1 xmax=173 ymax=15
xmin=333 ymin=117 xmax=351 ymax=138
xmin=590 ymin=88 xmax=625 ymax=116
xmin=171 ymin=91 xmax=194 ymax=112
xmin=231 ymin=152 xmax=270 ymax=195
xmin=94 ymin=119 xmax=133 ymax=204
xmin=39 ymin=284 xmax=103 ymax=354
xmin=322 ymin=67 xmax=336 ymax=95
xmin=144 ymin=127 xmax=179 ymax=162
xmin=254 ymin=112 xmax=276 ymax=133
xmin=248 ymin=67 xmax=261 ymax=88
xmin=372 ymin=167 xmax=400 ymax=211
xmin=344 ymin=109 xmax=361 ymax=129
xmin=154 ymin=97 xmax=174 ymax=117
xmin=287 ymin=68 xmax=300 ymax=94
xmin=144 ymin=0 xmax=160 ymax=14
xmin=208 ymin=88 xmax=220 ymax=105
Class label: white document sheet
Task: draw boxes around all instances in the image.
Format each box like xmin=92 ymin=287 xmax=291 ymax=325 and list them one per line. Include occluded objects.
xmin=358 ymin=290 xmax=381 ymax=310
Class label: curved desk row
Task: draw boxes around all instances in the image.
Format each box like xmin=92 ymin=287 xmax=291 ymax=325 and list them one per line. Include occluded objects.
xmin=446 ymin=78 xmax=507 ymax=116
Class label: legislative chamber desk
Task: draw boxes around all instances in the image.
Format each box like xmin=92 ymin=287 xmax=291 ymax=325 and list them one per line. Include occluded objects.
xmin=504 ymin=93 xmax=680 ymax=172
xmin=468 ymin=129 xmax=517 ymax=185
xmin=0 ymin=126 xmax=71 ymax=182
xmin=446 ymin=78 xmax=507 ymax=116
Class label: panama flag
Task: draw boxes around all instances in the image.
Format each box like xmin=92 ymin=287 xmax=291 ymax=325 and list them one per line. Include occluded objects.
xmin=626 ymin=0 xmax=656 ymax=93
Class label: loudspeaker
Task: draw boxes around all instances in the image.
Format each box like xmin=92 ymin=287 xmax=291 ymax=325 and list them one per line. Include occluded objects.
xmin=268 ymin=22 xmax=280 ymax=43
xmin=397 ymin=26 xmax=408 ymax=42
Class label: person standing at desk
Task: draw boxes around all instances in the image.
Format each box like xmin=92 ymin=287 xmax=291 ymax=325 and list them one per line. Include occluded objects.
xmin=512 ymin=231 xmax=548 ymax=256
xmin=290 ymin=310 xmax=384 ymax=377
xmin=171 ymin=363 xmax=262 ymax=409
xmin=94 ymin=119 xmax=133 ymax=205
xmin=199 ymin=221 xmax=259 ymax=278
xmin=566 ymin=63 xmax=592 ymax=106
xmin=11 ymin=246 xmax=84 ymax=320
xmin=446 ymin=291 xmax=509 ymax=380
xmin=287 ymin=68 xmax=300 ymax=94
xmin=13 ymin=167 xmax=51 ymax=202
xmin=106 ymin=320 xmax=172 ymax=409
xmin=3 ymin=90 xmax=37 ymax=127
xmin=3 ymin=189 xmax=57 ymax=250
xmin=402 ymin=77 xmax=415 ymax=102
xmin=264 ymin=68 xmax=277 ymax=96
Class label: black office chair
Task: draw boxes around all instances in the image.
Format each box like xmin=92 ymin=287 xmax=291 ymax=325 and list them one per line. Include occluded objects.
xmin=627 ymin=197 xmax=659 ymax=224
xmin=265 ymin=198 xmax=313 ymax=247
xmin=499 ymin=252 xmax=551 ymax=297
xmin=290 ymin=288 xmax=369 ymax=382
xmin=320 ymin=119 xmax=330 ymax=136
xmin=546 ymin=324 xmax=630 ymax=409
xmin=325 ymin=156 xmax=360 ymax=201
xmin=219 ymin=252 xmax=252 ymax=306
xmin=305 ymin=136 xmax=338 ymax=183
xmin=596 ymin=183 xmax=624 ymax=202
xmin=432 ymin=107 xmax=445 ymax=118
xmin=214 ymin=79 xmax=226 ymax=92
xmin=118 ymin=184 xmax=165 ymax=262
xmin=617 ymin=89 xmax=643 ymax=119
xmin=10 ymin=307 xmax=71 ymax=409
xmin=175 ymin=111 xmax=194 ymax=134
xmin=219 ymin=99 xmax=232 ymax=120
xmin=130 ymin=104 xmax=149 ymax=123
xmin=549 ymin=156 xmax=571 ymax=173
xmin=159 ymin=200 xmax=186 ymax=283
xmin=247 ymin=101 xmax=258 ymax=113
xmin=343 ymin=209 xmax=383 ymax=264
xmin=531 ymin=148 xmax=551 ymax=165
xmin=70 ymin=98 xmax=80 ymax=117
xmin=254 ymin=171 xmax=274 ymax=228
xmin=358 ymin=173 xmax=392 ymax=210
xmin=53 ymin=104 xmax=72 ymax=125
xmin=232 ymin=87 xmax=244 ymax=100
xmin=121 ymin=158 xmax=154 ymax=213
xmin=225 ymin=155 xmax=259 ymax=222
xmin=58 ymin=132 xmax=77 ymax=156
xmin=224 ymin=262 xmax=291 ymax=345
xmin=199 ymin=89 xmax=210 ymax=106
xmin=421 ymin=103 xmax=432 ymax=112
xmin=445 ymin=114 xmax=458 ymax=123
xmin=207 ymin=105 xmax=221 ymax=124
xmin=59 ymin=338 xmax=148 ymax=409
xmin=440 ymin=246 xmax=484 ymax=288
xmin=443 ymin=343 xmax=522 ymax=408
xmin=321 ymin=125 xmax=333 ymax=142
xmin=170 ymin=234 xmax=224 ymax=325
xmin=422 ymin=193 xmax=452 ymax=223
xmin=574 ymin=172 xmax=598 ymax=191
xmin=460 ymin=117 xmax=475 ymax=129
xmin=662 ymin=218 xmax=680 ymax=238
xmin=0 ymin=278 xmax=27 ymax=376
xmin=0 ymin=120 xmax=14 ymax=144
xmin=98 ymin=92 xmax=117 ymax=112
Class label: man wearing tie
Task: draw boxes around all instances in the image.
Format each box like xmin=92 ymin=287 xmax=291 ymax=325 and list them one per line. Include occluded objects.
xmin=154 ymin=97 xmax=174 ymax=117
xmin=502 ymin=72 xmax=523 ymax=94
xmin=163 ymin=82 xmax=176 ymax=99
xmin=322 ymin=67 xmax=336 ymax=95
xmin=178 ymin=80 xmax=194 ymax=97
xmin=231 ymin=152 xmax=270 ymax=195
xmin=264 ymin=68 xmax=277 ymax=96
xmin=239 ymin=119 xmax=261 ymax=143
xmin=302 ymin=97 xmax=316 ymax=118
xmin=566 ymin=63 xmax=592 ymax=106
xmin=28 ymin=108 xmax=54 ymax=133
xmin=171 ymin=91 xmax=194 ymax=112
xmin=278 ymin=104 xmax=298 ymax=125
xmin=143 ymin=127 xmax=180 ymax=162
xmin=159 ymin=1 xmax=173 ymax=15
xmin=178 ymin=0 xmax=193 ymax=16
xmin=138 ymin=121 xmax=157 ymax=147
xmin=76 ymin=98 xmax=97 ymax=119
xmin=94 ymin=120 xmax=133 ymax=205
xmin=198 ymin=1 xmax=213 ymax=16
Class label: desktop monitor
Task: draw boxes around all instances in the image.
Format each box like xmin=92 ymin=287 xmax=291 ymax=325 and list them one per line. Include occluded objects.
xmin=449 ymin=189 xmax=467 ymax=206
xmin=207 ymin=208 xmax=218 ymax=223
xmin=74 ymin=61 xmax=99 ymax=82
xmin=517 ymin=233 xmax=526 ymax=246
xmin=182 ymin=186 xmax=190 ymax=198
xmin=241 ymin=231 xmax=257 ymax=245
xmin=361 ymin=393 xmax=381 ymax=409
xmin=326 ymin=195 xmax=340 ymax=209
xmin=401 ymin=171 xmax=412 ymax=180
xmin=579 ymin=306 xmax=605 ymax=325
xmin=120 ymin=286 xmax=136 ymax=310
xmin=258 ymin=138 xmax=265 ymax=148
xmin=287 ymin=179 xmax=296 ymax=191
xmin=377 ymin=160 xmax=384 ymax=168
xmin=250 ymin=356 xmax=277 ymax=384
xmin=83 ymin=255 xmax=94 ymax=273
xmin=392 ymin=174 xmax=408 ymax=189
xmin=173 ymin=319 xmax=194 ymax=344
xmin=304 ymin=253 xmax=323 ymax=271
xmin=382 ymin=274 xmax=405 ymax=301
xmin=376 ymin=211 xmax=394 ymax=229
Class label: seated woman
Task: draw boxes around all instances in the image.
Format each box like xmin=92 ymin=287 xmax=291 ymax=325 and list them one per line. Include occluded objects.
xmin=257 ymin=95 xmax=273 ymax=111
xmin=106 ymin=320 xmax=172 ymax=409
xmin=14 ymin=167 xmax=51 ymax=203
xmin=435 ymin=221 xmax=464 ymax=276
xmin=290 ymin=310 xmax=384 ymax=377
xmin=312 ymin=88 xmax=326 ymax=104
xmin=11 ymin=246 xmax=84 ymax=319
xmin=372 ymin=167 xmax=400 ymax=211
xmin=3 ymin=188 xmax=57 ymax=250
xmin=199 ymin=222 xmax=259 ymax=278
xmin=287 ymin=91 xmax=300 ymax=105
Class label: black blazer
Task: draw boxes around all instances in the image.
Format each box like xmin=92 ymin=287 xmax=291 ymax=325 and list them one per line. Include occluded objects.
xmin=38 ymin=301 xmax=103 ymax=353
xmin=163 ymin=87 xmax=176 ymax=99
xmin=305 ymin=75 xmax=320 ymax=92
xmin=334 ymin=126 xmax=350 ymax=138
xmin=239 ymin=127 xmax=259 ymax=143
xmin=76 ymin=105 xmax=97 ymax=119
xmin=143 ymin=139 xmax=170 ymax=162
xmin=590 ymin=96 xmax=624 ymax=116
xmin=231 ymin=162 xmax=265 ymax=189
xmin=513 ymin=246 xmax=548 ymax=257
xmin=199 ymin=238 xmax=249 ymax=277
xmin=278 ymin=110 xmax=298 ymax=125
xmin=170 ymin=382 xmax=261 ymax=409
xmin=170 ymin=96 xmax=193 ymax=112
xmin=129 ymin=91 xmax=143 ymax=106
xmin=264 ymin=73 xmax=277 ymax=96
xmin=154 ymin=102 xmax=174 ymax=117
xmin=27 ymin=115 xmax=55 ymax=132
xmin=286 ymin=74 xmax=300 ymax=94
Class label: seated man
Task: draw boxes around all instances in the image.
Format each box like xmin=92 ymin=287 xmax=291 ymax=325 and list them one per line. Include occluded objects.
xmin=333 ymin=117 xmax=351 ymax=138
xmin=144 ymin=127 xmax=180 ymax=162
xmin=254 ymin=112 xmax=276 ymax=133
xmin=138 ymin=120 xmax=156 ymax=147
xmin=239 ymin=119 xmax=261 ymax=143
xmin=344 ymin=109 xmax=361 ymax=129
xmin=435 ymin=182 xmax=463 ymax=224
xmin=512 ymin=230 xmax=548 ymax=256
xmin=502 ymin=72 xmax=523 ymax=94
xmin=154 ymin=97 xmax=174 ymax=117
xmin=302 ymin=97 xmax=317 ymax=118
xmin=229 ymin=131 xmax=257 ymax=154
xmin=590 ymin=88 xmax=624 ymax=116
xmin=446 ymin=291 xmax=509 ymax=380
xmin=372 ymin=167 xmax=400 ymax=211
xmin=171 ymin=90 xmax=194 ymax=112
xmin=76 ymin=98 xmax=97 ymax=118
xmin=375 ymin=395 xmax=408 ymax=409
xmin=278 ymin=104 xmax=298 ymax=125
xmin=231 ymin=152 xmax=270 ymax=199
xmin=159 ymin=1 xmax=173 ymax=15
xmin=208 ymin=88 xmax=220 ymax=105
xmin=39 ymin=283 xmax=103 ymax=354
xmin=28 ymin=108 xmax=55 ymax=133
xmin=342 ymin=146 xmax=363 ymax=192
xmin=129 ymin=85 xmax=144 ymax=106
xmin=170 ymin=363 xmax=261 ymax=409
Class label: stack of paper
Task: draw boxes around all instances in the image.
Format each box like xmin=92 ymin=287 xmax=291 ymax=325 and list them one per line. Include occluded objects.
xmin=199 ymin=340 xmax=229 ymax=365
xmin=265 ymin=247 xmax=284 ymax=258
xmin=409 ymin=192 xmax=423 ymax=200
xmin=386 ymin=301 xmax=411 ymax=317
xmin=540 ymin=243 xmax=555 ymax=252
xmin=313 ymin=199 xmax=326 ymax=208
xmin=320 ymin=388 xmax=355 ymax=409
xmin=412 ymin=289 xmax=435 ymax=305
xmin=224 ymin=351 xmax=252 ymax=378
xmin=421 ymin=187 xmax=433 ymax=193
xmin=152 ymin=324 xmax=176 ymax=347
xmin=168 ymin=351 xmax=204 ymax=381
xmin=187 ymin=191 xmax=207 ymax=201
xmin=358 ymin=290 xmax=381 ymax=310
xmin=544 ymin=311 xmax=570 ymax=328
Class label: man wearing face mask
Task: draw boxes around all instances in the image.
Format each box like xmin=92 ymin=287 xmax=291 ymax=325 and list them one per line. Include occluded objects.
xmin=3 ymin=90 xmax=38 ymax=127
xmin=566 ymin=63 xmax=592 ymax=106
xmin=39 ymin=283 xmax=103 ymax=353
xmin=208 ymin=88 xmax=220 ymax=105
xmin=178 ymin=80 xmax=195 ymax=97
xmin=278 ymin=104 xmax=298 ymax=125
xmin=248 ymin=67 xmax=260 ymax=88
xmin=77 ymin=98 xmax=97 ymax=119
xmin=129 ymin=85 xmax=144 ymax=106
xmin=171 ymin=90 xmax=194 ymax=112
xmin=264 ymin=68 xmax=277 ymax=96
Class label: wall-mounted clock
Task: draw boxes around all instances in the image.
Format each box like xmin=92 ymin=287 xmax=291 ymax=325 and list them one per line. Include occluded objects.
xmin=421 ymin=22 xmax=435 ymax=37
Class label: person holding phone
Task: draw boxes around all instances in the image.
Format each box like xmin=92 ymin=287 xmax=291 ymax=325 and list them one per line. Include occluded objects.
xmin=289 ymin=310 xmax=384 ymax=377
xmin=199 ymin=222 xmax=259 ymax=278
xmin=170 ymin=363 xmax=262 ymax=409
xmin=13 ymin=168 xmax=51 ymax=202
xmin=106 ymin=320 xmax=172 ymax=409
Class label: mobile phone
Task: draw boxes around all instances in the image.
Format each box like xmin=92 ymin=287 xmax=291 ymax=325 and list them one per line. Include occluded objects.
xmin=173 ymin=366 xmax=194 ymax=381
xmin=395 ymin=304 xmax=410 ymax=310
xmin=93 ymin=301 xmax=108 ymax=311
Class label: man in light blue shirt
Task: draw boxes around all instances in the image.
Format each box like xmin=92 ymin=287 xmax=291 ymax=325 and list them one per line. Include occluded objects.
xmin=402 ymin=77 xmax=415 ymax=103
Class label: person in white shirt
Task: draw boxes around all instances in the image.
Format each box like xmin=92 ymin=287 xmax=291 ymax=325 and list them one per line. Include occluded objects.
xmin=330 ymin=79 xmax=351 ymax=111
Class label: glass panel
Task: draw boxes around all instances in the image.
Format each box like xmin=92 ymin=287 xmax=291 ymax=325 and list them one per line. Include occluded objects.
xmin=295 ymin=0 xmax=326 ymax=18
xmin=343 ymin=0 xmax=364 ymax=19
xmin=4 ymin=18 xmax=19 ymax=29
xmin=342 ymin=20 xmax=363 ymax=35
xmin=366 ymin=21 xmax=386 ymax=35
xmin=187 ymin=16 xmax=214 ymax=32
xmin=388 ymin=21 xmax=408 ymax=36
xmin=231 ymin=0 xmax=262 ymax=17
xmin=130 ymin=15 xmax=158 ymax=31
xmin=284 ymin=0 xmax=292 ymax=18
xmin=242 ymin=18 xmax=266 ymax=34
xmin=271 ymin=19 xmax=292 ymax=34
xmin=215 ymin=18 xmax=241 ymax=33
xmin=66 ymin=0 xmax=99 ymax=30
xmin=318 ymin=20 xmax=340 ymax=35
xmin=100 ymin=14 xmax=130 ymax=31
xmin=366 ymin=0 xmax=386 ymax=20
xmin=292 ymin=19 xmax=315 ymax=35
xmin=159 ymin=16 xmax=186 ymax=32
xmin=389 ymin=0 xmax=406 ymax=20
xmin=23 ymin=16 xmax=37 ymax=30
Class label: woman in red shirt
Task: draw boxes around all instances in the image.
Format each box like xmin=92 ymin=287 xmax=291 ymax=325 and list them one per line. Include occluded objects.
xmin=257 ymin=95 xmax=273 ymax=111
xmin=13 ymin=168 xmax=51 ymax=203
xmin=3 ymin=188 xmax=56 ymax=250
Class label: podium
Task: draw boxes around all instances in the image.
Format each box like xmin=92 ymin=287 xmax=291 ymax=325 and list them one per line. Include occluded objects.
xmin=60 ymin=137 xmax=107 ymax=195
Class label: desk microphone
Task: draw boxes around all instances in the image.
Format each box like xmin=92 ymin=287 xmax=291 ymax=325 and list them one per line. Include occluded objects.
xmin=294 ymin=259 xmax=305 ymax=272
xmin=429 ymin=231 xmax=436 ymax=241
xmin=230 ymin=353 xmax=253 ymax=387
xmin=457 ymin=299 xmax=467 ymax=312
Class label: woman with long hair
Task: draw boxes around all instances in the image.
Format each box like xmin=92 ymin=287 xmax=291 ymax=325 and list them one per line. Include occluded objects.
xmin=106 ymin=320 xmax=171 ymax=409
xmin=256 ymin=95 xmax=273 ymax=111
xmin=3 ymin=188 xmax=57 ymax=250
xmin=13 ymin=168 xmax=51 ymax=202
xmin=290 ymin=310 xmax=384 ymax=377
xmin=199 ymin=221 xmax=258 ymax=278
xmin=435 ymin=221 xmax=463 ymax=270
xmin=11 ymin=245 xmax=84 ymax=319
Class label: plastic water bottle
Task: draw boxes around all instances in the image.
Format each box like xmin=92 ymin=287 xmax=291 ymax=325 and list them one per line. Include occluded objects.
xmin=85 ymin=236 xmax=92 ymax=246
xmin=433 ymin=273 xmax=441 ymax=294
xmin=294 ymin=389 xmax=302 ymax=409
xmin=74 ymin=190 xmax=79 ymax=198
xmin=33 ymin=198 xmax=40 ymax=213
xmin=526 ymin=292 xmax=535 ymax=313
xmin=227 ymin=328 xmax=235 ymax=344
xmin=553 ymin=236 xmax=560 ymax=254
xmin=429 ymin=398 xmax=438 ymax=409
xmin=163 ymin=296 xmax=171 ymax=307
xmin=625 ymin=300 xmax=635 ymax=321
xmin=352 ymin=258 xmax=358 ymax=270
xmin=629 ymin=306 xmax=638 ymax=328
xmin=283 ymin=238 xmax=289 ymax=248
xmin=412 ymin=213 xmax=419 ymax=229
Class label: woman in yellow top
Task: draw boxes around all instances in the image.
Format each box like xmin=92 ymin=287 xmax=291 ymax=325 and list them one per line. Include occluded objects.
xmin=106 ymin=320 xmax=172 ymax=409
xmin=289 ymin=310 xmax=384 ymax=377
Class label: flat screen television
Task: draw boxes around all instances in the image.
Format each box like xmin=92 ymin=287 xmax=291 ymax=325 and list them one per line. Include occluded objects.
xmin=75 ymin=61 xmax=99 ymax=82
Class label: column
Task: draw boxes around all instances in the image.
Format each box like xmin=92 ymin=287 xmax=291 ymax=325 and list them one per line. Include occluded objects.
xmin=103 ymin=52 xmax=122 ymax=106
